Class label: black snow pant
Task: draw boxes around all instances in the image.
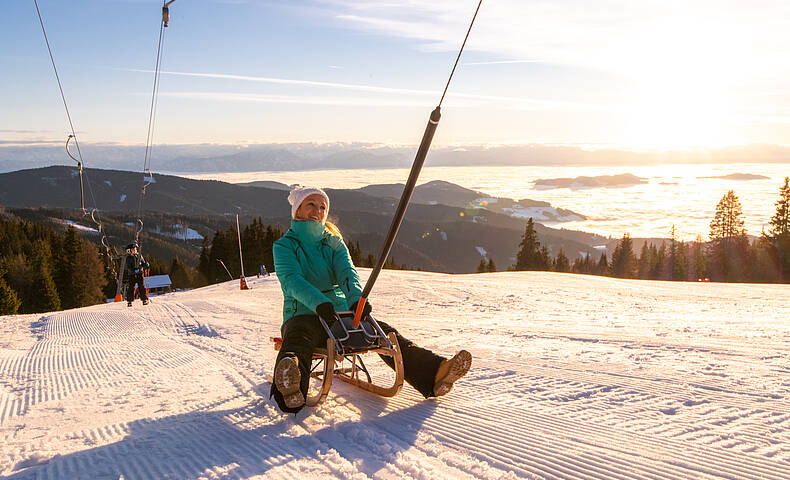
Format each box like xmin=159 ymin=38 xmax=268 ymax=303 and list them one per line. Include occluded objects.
xmin=126 ymin=273 xmax=148 ymax=303
xmin=270 ymin=314 xmax=445 ymax=414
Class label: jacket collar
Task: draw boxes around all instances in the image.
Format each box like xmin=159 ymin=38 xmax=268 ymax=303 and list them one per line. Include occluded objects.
xmin=287 ymin=220 xmax=328 ymax=243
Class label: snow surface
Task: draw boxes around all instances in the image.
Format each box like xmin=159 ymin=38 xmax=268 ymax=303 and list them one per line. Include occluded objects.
xmin=120 ymin=223 xmax=202 ymax=240
xmin=150 ymin=224 xmax=204 ymax=241
xmin=502 ymin=205 xmax=584 ymax=222
xmin=60 ymin=220 xmax=98 ymax=234
xmin=1 ymin=271 xmax=789 ymax=479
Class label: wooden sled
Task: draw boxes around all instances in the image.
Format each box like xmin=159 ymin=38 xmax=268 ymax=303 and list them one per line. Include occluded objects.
xmin=270 ymin=311 xmax=404 ymax=407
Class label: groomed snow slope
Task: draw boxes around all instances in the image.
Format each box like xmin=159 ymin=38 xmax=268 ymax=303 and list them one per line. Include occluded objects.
xmin=1 ymin=271 xmax=789 ymax=479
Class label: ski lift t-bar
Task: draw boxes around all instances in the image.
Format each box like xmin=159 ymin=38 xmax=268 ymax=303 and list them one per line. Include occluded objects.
xmin=162 ymin=0 xmax=176 ymax=27
xmin=353 ymin=0 xmax=483 ymax=326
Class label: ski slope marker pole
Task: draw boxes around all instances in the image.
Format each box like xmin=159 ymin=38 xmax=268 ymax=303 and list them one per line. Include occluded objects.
xmin=236 ymin=213 xmax=249 ymax=290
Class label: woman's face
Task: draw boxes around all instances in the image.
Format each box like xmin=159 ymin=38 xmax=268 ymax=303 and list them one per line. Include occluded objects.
xmin=295 ymin=194 xmax=328 ymax=223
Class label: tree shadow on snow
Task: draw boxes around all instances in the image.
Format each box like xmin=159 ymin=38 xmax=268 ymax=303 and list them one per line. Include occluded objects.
xmin=2 ymin=390 xmax=437 ymax=480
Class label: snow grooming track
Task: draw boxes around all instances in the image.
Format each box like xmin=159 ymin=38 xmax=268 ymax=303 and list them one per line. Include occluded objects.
xmin=1 ymin=271 xmax=790 ymax=479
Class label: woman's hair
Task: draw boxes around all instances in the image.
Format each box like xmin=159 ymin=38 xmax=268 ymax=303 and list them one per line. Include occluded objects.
xmin=325 ymin=220 xmax=342 ymax=239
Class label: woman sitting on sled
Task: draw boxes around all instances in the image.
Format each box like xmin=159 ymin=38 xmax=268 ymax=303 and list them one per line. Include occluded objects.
xmin=270 ymin=185 xmax=472 ymax=413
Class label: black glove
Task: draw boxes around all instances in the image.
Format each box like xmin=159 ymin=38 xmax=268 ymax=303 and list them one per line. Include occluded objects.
xmin=349 ymin=300 xmax=372 ymax=319
xmin=315 ymin=302 xmax=341 ymax=326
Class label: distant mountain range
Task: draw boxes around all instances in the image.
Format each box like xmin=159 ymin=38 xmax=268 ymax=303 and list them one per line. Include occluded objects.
xmin=2 ymin=143 xmax=789 ymax=174
xmin=534 ymin=173 xmax=648 ymax=190
xmin=0 ymin=166 xmax=609 ymax=272
xmin=697 ymin=173 xmax=771 ymax=180
xmin=242 ymin=179 xmax=585 ymax=222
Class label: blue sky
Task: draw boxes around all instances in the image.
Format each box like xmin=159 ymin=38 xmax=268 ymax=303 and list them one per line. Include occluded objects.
xmin=3 ymin=0 xmax=790 ymax=151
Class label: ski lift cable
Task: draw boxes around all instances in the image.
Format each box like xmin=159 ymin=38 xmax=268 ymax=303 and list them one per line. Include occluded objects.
xmin=135 ymin=1 xmax=174 ymax=245
xmin=33 ymin=0 xmax=109 ymax=252
xmin=33 ymin=0 xmax=89 ymax=212
xmin=143 ymin=13 xmax=166 ymax=173
xmin=438 ymin=0 xmax=483 ymax=108
xmin=353 ymin=0 xmax=483 ymax=326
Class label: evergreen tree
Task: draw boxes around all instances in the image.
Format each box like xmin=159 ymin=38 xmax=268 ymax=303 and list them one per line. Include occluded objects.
xmin=765 ymin=177 xmax=790 ymax=281
xmin=148 ymin=256 xmax=168 ymax=275
xmin=668 ymin=226 xmax=678 ymax=278
xmin=74 ymin=238 xmax=108 ymax=306
xmin=54 ymin=227 xmax=81 ymax=309
xmin=571 ymin=256 xmax=583 ymax=274
xmin=514 ymin=218 xmax=543 ymax=270
xmin=753 ymin=237 xmax=782 ymax=283
xmin=48 ymin=229 xmax=106 ymax=308
xmin=655 ymin=243 xmax=667 ymax=279
xmin=0 ymin=277 xmax=21 ymax=315
xmin=477 ymin=259 xmax=487 ymax=273
xmin=668 ymin=226 xmax=687 ymax=281
xmin=4 ymin=254 xmax=33 ymax=311
xmin=595 ymin=252 xmax=609 ymax=275
xmin=263 ymin=225 xmax=282 ymax=273
xmin=197 ymin=238 xmax=211 ymax=286
xmin=0 ymin=261 xmax=22 ymax=315
xmin=553 ymin=249 xmax=570 ymax=272
xmin=708 ymin=190 xmax=748 ymax=281
xmin=28 ymin=240 xmax=61 ymax=312
xmin=487 ymin=258 xmax=496 ymax=272
xmin=0 ymin=216 xmax=114 ymax=311
xmin=539 ymin=246 xmax=551 ymax=271
xmin=205 ymin=228 xmax=239 ymax=283
xmin=637 ymin=242 xmax=650 ymax=279
xmin=169 ymin=257 xmax=192 ymax=289
xmin=611 ymin=233 xmax=637 ymax=278
xmin=769 ymin=177 xmax=790 ymax=238
xmin=710 ymin=190 xmax=746 ymax=241
xmin=643 ymin=244 xmax=656 ymax=279
xmin=348 ymin=240 xmax=363 ymax=266
xmin=572 ymin=254 xmax=594 ymax=274
xmin=672 ymin=241 xmax=688 ymax=281
xmin=241 ymin=218 xmax=267 ymax=277
xmin=692 ymin=235 xmax=708 ymax=281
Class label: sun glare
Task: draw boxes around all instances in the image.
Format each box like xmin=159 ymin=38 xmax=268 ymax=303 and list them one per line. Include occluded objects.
xmin=618 ymin=74 xmax=735 ymax=150
xmin=612 ymin=9 xmax=747 ymax=150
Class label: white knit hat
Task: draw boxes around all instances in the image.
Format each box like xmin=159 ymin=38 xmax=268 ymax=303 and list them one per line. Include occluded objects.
xmin=287 ymin=185 xmax=330 ymax=221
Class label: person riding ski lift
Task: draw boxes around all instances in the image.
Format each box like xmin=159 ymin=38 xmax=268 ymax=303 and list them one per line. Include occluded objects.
xmin=270 ymin=186 xmax=472 ymax=413
xmin=125 ymin=242 xmax=150 ymax=307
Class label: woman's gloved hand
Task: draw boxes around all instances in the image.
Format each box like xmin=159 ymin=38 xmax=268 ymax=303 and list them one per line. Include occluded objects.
xmin=349 ymin=300 xmax=372 ymax=319
xmin=316 ymin=302 xmax=341 ymax=326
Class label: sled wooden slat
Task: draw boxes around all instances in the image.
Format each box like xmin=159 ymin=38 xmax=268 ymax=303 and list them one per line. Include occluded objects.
xmin=333 ymin=333 xmax=404 ymax=398
xmin=305 ymin=338 xmax=334 ymax=407
xmin=270 ymin=332 xmax=404 ymax=405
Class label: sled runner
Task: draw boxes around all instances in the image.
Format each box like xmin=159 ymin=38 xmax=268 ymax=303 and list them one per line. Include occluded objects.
xmin=270 ymin=311 xmax=404 ymax=407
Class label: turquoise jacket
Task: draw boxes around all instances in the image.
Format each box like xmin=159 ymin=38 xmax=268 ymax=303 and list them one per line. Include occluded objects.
xmin=273 ymin=220 xmax=363 ymax=324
